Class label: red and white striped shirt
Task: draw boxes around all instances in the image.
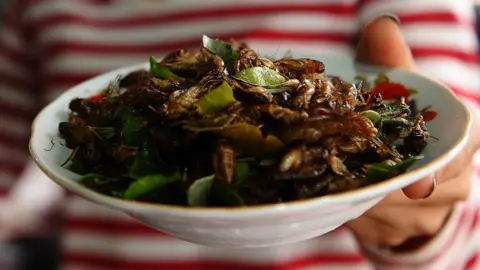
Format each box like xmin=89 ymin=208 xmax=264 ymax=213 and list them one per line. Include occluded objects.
xmin=1 ymin=0 xmax=480 ymax=269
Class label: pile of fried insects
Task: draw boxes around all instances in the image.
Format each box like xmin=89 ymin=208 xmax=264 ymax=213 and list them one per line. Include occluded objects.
xmin=58 ymin=36 xmax=436 ymax=207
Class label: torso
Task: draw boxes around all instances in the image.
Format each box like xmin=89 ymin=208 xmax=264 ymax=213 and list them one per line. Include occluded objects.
xmin=2 ymin=0 xmax=479 ymax=269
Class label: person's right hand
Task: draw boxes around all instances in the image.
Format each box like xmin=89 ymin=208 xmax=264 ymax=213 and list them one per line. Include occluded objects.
xmin=0 ymin=164 xmax=65 ymax=241
xmin=346 ymin=15 xmax=480 ymax=249
xmin=0 ymin=198 xmax=53 ymax=241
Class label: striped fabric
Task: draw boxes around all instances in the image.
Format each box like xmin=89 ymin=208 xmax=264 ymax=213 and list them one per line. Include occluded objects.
xmin=476 ymin=3 xmax=480 ymax=45
xmin=1 ymin=0 xmax=480 ymax=269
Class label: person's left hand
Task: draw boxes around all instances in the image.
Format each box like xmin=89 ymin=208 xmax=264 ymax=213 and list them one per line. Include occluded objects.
xmin=346 ymin=16 xmax=480 ymax=249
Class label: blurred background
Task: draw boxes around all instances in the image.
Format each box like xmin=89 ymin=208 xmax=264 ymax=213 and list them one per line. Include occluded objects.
xmin=0 ymin=1 xmax=479 ymax=270
xmin=477 ymin=2 xmax=480 ymax=46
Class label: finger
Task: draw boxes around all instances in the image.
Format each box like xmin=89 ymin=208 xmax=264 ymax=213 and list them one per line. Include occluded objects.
xmin=356 ymin=15 xmax=416 ymax=70
xmin=402 ymin=173 xmax=436 ymax=200
xmin=402 ymin=159 xmax=474 ymax=201
xmin=441 ymin=147 xmax=478 ymax=182
xmin=349 ymin=204 xmax=452 ymax=246
xmin=380 ymin=169 xmax=471 ymax=205
xmin=418 ymin=165 xmax=472 ymax=205
xmin=347 ymin=215 xmax=409 ymax=246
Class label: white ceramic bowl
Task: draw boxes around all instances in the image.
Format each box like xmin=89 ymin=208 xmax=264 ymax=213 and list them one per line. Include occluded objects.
xmin=30 ymin=54 xmax=471 ymax=248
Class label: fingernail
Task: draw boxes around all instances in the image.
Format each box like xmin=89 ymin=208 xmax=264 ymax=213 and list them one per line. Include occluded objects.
xmin=365 ymin=13 xmax=401 ymax=28
xmin=422 ymin=173 xmax=437 ymax=199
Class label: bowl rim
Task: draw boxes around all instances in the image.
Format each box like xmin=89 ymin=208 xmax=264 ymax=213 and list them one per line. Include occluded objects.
xmin=29 ymin=60 xmax=472 ymax=216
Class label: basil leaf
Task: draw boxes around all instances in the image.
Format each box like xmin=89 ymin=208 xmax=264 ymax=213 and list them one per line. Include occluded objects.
xmin=77 ymin=173 xmax=105 ymax=186
xmin=187 ymin=174 xmax=246 ymax=207
xmin=202 ymin=35 xmax=239 ymax=66
xmin=195 ymin=81 xmax=236 ymax=115
xmin=128 ymin=138 xmax=164 ymax=179
xmin=187 ymin=175 xmax=215 ymax=206
xmin=149 ymin=56 xmax=180 ymax=79
xmin=233 ymin=162 xmax=250 ymax=186
xmin=375 ymin=104 xmax=411 ymax=118
xmin=213 ymin=123 xmax=285 ymax=156
xmin=210 ymin=181 xmax=245 ymax=207
xmin=259 ymin=158 xmax=276 ymax=167
xmin=77 ymin=174 xmax=126 ymax=198
xmin=67 ymin=160 xmax=85 ymax=175
xmin=234 ymin=66 xmax=287 ymax=87
xmin=360 ymin=110 xmax=382 ymax=125
xmin=381 ymin=117 xmax=413 ymax=128
xmin=124 ymin=172 xmax=182 ymax=199
xmin=120 ymin=109 xmax=141 ymax=148
xmin=365 ymin=156 xmax=423 ymax=181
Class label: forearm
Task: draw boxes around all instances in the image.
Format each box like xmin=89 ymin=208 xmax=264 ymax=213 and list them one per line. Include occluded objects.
xmin=8 ymin=161 xmax=66 ymax=215
xmin=0 ymin=162 xmax=66 ymax=241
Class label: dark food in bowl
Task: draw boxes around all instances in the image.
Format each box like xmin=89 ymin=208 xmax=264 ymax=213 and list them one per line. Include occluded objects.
xmin=58 ymin=36 xmax=435 ymax=207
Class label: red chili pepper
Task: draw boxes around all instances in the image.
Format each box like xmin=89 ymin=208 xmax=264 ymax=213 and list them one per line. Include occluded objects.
xmin=90 ymin=94 xmax=103 ymax=103
xmin=372 ymin=82 xmax=410 ymax=102
xmin=422 ymin=111 xmax=437 ymax=121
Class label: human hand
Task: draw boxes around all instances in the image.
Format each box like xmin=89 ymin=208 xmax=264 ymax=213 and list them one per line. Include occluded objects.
xmin=0 ymin=199 xmax=52 ymax=241
xmin=0 ymin=164 xmax=65 ymax=242
xmin=346 ymin=15 xmax=480 ymax=248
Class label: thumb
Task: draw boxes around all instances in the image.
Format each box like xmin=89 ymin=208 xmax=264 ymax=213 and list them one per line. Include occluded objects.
xmin=356 ymin=15 xmax=416 ymax=70
xmin=357 ymin=15 xmax=435 ymax=199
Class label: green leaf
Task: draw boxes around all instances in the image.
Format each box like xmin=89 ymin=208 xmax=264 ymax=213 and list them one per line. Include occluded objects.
xmin=120 ymin=109 xmax=141 ymax=148
xmin=67 ymin=157 xmax=86 ymax=175
xmin=149 ymin=56 xmax=180 ymax=79
xmin=236 ymin=157 xmax=255 ymax=162
xmin=195 ymin=81 xmax=236 ymax=115
xmin=259 ymin=158 xmax=276 ymax=167
xmin=77 ymin=173 xmax=105 ymax=186
xmin=233 ymin=162 xmax=250 ymax=186
xmin=365 ymin=156 xmax=423 ymax=181
xmin=360 ymin=110 xmax=382 ymax=125
xmin=188 ymin=174 xmax=246 ymax=207
xmin=202 ymin=35 xmax=239 ymax=66
xmin=234 ymin=66 xmax=287 ymax=87
xmin=187 ymin=175 xmax=215 ymax=206
xmin=77 ymin=174 xmax=125 ymax=198
xmin=128 ymin=138 xmax=164 ymax=179
xmin=124 ymin=172 xmax=182 ymax=199
xmin=381 ymin=117 xmax=413 ymax=128
xmin=213 ymin=123 xmax=285 ymax=156
xmin=210 ymin=181 xmax=245 ymax=207
xmin=375 ymin=104 xmax=411 ymax=118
